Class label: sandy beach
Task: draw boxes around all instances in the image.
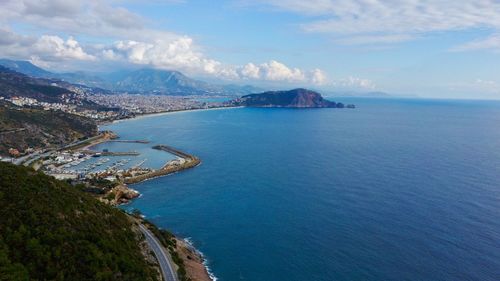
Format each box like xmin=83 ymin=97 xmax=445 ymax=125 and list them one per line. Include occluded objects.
xmin=101 ymin=106 xmax=242 ymax=127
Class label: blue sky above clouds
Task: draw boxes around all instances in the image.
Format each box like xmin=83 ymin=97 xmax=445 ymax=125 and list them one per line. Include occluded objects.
xmin=0 ymin=0 xmax=499 ymax=99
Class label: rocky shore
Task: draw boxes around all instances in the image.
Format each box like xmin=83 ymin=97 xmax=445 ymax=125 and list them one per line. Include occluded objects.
xmin=175 ymin=238 xmax=213 ymax=281
xmin=101 ymin=184 xmax=140 ymax=205
xmin=138 ymin=218 xmax=214 ymax=281
xmin=108 ymin=142 xmax=211 ymax=280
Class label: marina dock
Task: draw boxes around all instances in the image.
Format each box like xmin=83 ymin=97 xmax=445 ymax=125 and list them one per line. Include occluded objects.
xmin=109 ymin=140 xmax=150 ymax=144
xmin=80 ymin=150 xmax=140 ymax=156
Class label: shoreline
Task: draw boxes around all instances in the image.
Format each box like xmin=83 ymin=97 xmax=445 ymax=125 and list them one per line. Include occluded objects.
xmin=181 ymin=237 xmax=218 ymax=281
xmin=97 ymin=143 xmax=201 ymax=204
xmin=100 ymin=140 xmax=214 ymax=280
xmin=96 ymin=108 xmax=218 ymax=281
xmin=99 ymin=105 xmax=242 ymax=126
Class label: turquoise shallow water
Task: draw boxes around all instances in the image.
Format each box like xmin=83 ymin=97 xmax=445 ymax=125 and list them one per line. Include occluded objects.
xmin=105 ymin=99 xmax=500 ymax=281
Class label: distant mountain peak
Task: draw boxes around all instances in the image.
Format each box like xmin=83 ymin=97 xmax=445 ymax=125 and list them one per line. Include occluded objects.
xmin=0 ymin=59 xmax=260 ymax=96
xmin=0 ymin=59 xmax=53 ymax=78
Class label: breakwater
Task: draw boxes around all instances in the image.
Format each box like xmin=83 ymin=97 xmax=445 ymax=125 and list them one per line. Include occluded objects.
xmin=124 ymin=145 xmax=200 ymax=184
xmin=152 ymin=145 xmax=194 ymax=159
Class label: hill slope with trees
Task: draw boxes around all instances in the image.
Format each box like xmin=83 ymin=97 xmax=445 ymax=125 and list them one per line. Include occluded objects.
xmin=0 ymin=162 xmax=160 ymax=281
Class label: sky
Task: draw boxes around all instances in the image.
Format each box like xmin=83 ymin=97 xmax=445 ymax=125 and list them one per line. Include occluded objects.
xmin=0 ymin=0 xmax=500 ymax=99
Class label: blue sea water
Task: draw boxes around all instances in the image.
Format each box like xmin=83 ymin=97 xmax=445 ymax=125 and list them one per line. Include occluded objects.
xmin=104 ymin=99 xmax=500 ymax=281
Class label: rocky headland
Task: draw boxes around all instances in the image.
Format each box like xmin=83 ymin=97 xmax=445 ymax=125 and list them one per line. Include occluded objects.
xmin=227 ymin=88 xmax=354 ymax=108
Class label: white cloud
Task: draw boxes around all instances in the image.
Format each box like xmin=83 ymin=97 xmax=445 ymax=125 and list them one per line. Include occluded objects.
xmin=448 ymin=79 xmax=500 ymax=97
xmin=0 ymin=28 xmax=32 ymax=46
xmin=22 ymin=0 xmax=82 ymax=17
xmin=451 ymin=34 xmax=500 ymax=52
xmin=334 ymin=34 xmax=416 ymax=45
xmin=93 ymin=4 xmax=143 ymax=30
xmin=334 ymin=76 xmax=376 ymax=90
xmin=33 ymin=35 xmax=95 ymax=61
xmin=0 ymin=29 xmax=94 ymax=62
xmin=250 ymin=0 xmax=500 ymax=47
xmin=310 ymin=69 xmax=327 ymax=85
xmin=258 ymin=60 xmax=305 ymax=82
xmin=108 ymin=38 xmax=226 ymax=75
xmin=235 ymin=61 xmax=327 ymax=84
xmin=0 ymin=0 xmax=172 ymax=41
xmin=0 ymin=0 xmax=331 ymax=86
xmin=101 ymin=49 xmax=119 ymax=60
xmin=259 ymin=0 xmax=500 ymax=33
xmin=107 ymin=40 xmax=324 ymax=84
xmin=0 ymin=24 xmax=326 ymax=84
xmin=240 ymin=63 xmax=260 ymax=79
xmin=475 ymin=79 xmax=497 ymax=86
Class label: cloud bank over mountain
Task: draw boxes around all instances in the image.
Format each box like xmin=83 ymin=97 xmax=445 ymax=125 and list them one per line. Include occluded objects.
xmin=0 ymin=0 xmax=330 ymax=86
xmin=1 ymin=0 xmax=499 ymax=97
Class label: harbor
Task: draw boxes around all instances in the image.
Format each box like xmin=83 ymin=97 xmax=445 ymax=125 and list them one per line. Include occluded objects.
xmin=32 ymin=132 xmax=200 ymax=204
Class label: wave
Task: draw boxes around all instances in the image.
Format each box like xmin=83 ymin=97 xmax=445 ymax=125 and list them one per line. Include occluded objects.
xmin=183 ymin=237 xmax=218 ymax=281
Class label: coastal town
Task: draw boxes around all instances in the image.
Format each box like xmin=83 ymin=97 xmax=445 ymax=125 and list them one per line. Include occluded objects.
xmin=0 ymin=90 xmax=232 ymax=163
xmin=0 ymin=59 xmax=354 ymax=281
xmin=3 ymin=1 xmax=499 ymax=281
xmin=4 ymin=129 xmax=201 ymax=205
xmin=87 ymin=93 xmax=229 ymax=115
xmin=0 ymin=95 xmax=119 ymax=120
xmin=0 ymin=92 xmax=230 ymax=122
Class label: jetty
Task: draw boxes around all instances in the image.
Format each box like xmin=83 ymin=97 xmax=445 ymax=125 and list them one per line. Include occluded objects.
xmin=132 ymin=159 xmax=147 ymax=169
xmin=80 ymin=150 xmax=140 ymax=156
xmin=101 ymin=151 xmax=140 ymax=156
xmin=108 ymin=140 xmax=150 ymax=144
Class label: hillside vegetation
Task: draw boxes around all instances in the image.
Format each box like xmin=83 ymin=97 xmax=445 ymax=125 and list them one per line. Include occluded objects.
xmin=0 ymin=102 xmax=97 ymax=155
xmin=0 ymin=162 xmax=159 ymax=281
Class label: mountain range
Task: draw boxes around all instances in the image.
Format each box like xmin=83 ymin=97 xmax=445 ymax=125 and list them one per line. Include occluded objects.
xmin=0 ymin=65 xmax=111 ymax=110
xmin=0 ymin=59 xmax=261 ymax=96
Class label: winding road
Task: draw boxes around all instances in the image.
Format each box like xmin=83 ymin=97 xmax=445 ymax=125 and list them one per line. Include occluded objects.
xmin=139 ymin=224 xmax=178 ymax=281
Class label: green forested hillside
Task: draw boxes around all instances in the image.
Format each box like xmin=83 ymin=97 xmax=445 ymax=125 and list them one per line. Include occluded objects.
xmin=0 ymin=162 xmax=159 ymax=281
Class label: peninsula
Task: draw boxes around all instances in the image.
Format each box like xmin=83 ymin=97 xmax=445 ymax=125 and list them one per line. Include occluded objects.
xmin=227 ymin=88 xmax=354 ymax=108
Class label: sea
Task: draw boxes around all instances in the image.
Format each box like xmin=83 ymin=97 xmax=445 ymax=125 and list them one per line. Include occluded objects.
xmin=101 ymin=98 xmax=500 ymax=281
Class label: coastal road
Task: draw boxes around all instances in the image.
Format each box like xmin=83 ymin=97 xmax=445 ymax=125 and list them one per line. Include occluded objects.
xmin=22 ymin=150 xmax=53 ymax=167
xmin=139 ymin=224 xmax=178 ymax=281
xmin=15 ymin=134 xmax=103 ymax=166
xmin=60 ymin=134 xmax=103 ymax=150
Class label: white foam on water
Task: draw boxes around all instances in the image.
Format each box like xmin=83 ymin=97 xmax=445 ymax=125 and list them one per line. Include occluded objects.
xmin=183 ymin=237 xmax=218 ymax=281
